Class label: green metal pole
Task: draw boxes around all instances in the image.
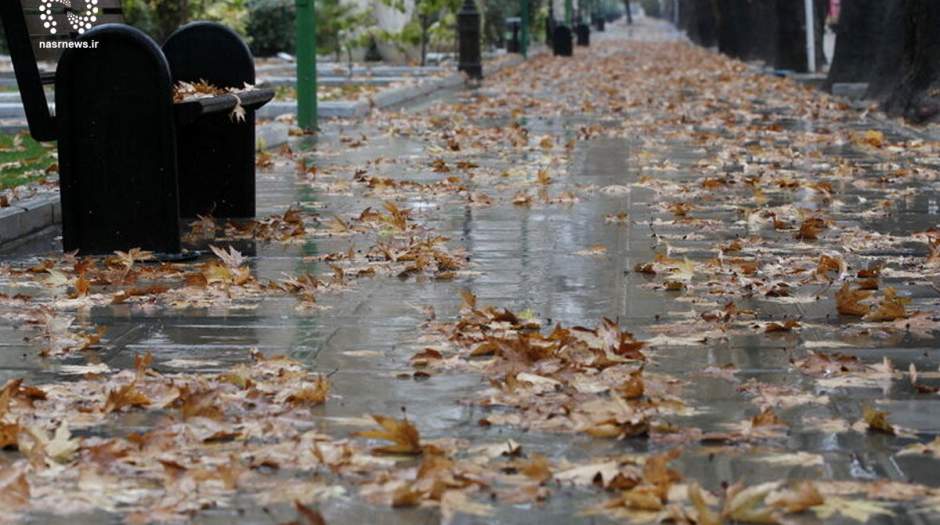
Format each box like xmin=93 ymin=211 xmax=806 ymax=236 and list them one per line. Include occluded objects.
xmin=565 ymin=0 xmax=573 ymax=25
xmin=296 ymin=0 xmax=317 ymax=131
xmin=520 ymin=0 xmax=529 ymax=58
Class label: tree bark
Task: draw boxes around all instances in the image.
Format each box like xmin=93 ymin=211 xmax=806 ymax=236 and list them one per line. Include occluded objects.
xmin=714 ymin=0 xmax=825 ymax=71
xmin=864 ymin=0 xmax=905 ymax=100
xmin=882 ymin=0 xmax=940 ymax=122
xmin=826 ymin=0 xmax=889 ymax=89
xmin=715 ymin=0 xmax=752 ymax=60
xmin=679 ymin=0 xmax=717 ymax=47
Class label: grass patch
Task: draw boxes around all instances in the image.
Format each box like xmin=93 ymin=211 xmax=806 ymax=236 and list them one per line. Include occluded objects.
xmin=0 ymin=132 xmax=56 ymax=191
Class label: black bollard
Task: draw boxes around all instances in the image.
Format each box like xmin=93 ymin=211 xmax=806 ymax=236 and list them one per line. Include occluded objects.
xmin=457 ymin=0 xmax=482 ymax=80
xmin=56 ymin=26 xmax=182 ymax=255
xmin=576 ymin=22 xmax=590 ymax=47
xmin=506 ymin=17 xmax=521 ymax=53
xmin=553 ymin=25 xmax=573 ymax=56
xmin=163 ymin=22 xmax=258 ymax=219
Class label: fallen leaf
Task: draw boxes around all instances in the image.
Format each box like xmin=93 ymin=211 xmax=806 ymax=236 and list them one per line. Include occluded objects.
xmin=862 ymin=406 xmax=894 ymax=435
xmin=355 ymin=415 xmax=422 ymax=455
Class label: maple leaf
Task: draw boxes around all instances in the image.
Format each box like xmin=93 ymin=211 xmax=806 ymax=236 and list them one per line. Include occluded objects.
xmin=815 ymin=254 xmax=844 ymax=280
xmin=354 ymin=414 xmax=423 ymax=455
xmin=113 ymin=248 xmax=154 ymax=269
xmin=23 ymin=422 xmax=80 ymax=464
xmin=382 ymin=201 xmax=410 ymax=232
xmin=229 ymin=94 xmax=246 ymax=123
xmin=863 ymin=288 xmax=909 ymax=322
xmin=285 ymin=376 xmax=330 ymax=407
xmin=836 ymin=283 xmax=871 ymax=317
xmin=72 ymin=274 xmax=91 ymax=298
xmin=210 ymin=245 xmax=247 ymax=269
xmin=103 ymin=382 xmax=152 ymax=413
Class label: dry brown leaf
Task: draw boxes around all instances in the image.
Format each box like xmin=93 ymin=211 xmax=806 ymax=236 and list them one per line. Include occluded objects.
xmin=863 ymin=288 xmax=909 ymax=322
xmin=285 ymin=376 xmax=330 ymax=407
xmin=767 ymin=481 xmax=824 ymax=513
xmin=355 ymin=415 xmax=423 ymax=455
xmin=836 ymin=284 xmax=871 ymax=317
xmin=765 ymin=320 xmax=800 ymax=333
xmin=103 ymin=382 xmax=151 ymax=413
xmin=752 ymin=407 xmax=785 ymax=427
xmin=795 ymin=217 xmax=826 ymax=241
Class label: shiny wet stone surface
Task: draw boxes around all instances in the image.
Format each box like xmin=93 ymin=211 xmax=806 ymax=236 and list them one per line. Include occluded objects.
xmin=2 ymin=18 xmax=940 ymax=525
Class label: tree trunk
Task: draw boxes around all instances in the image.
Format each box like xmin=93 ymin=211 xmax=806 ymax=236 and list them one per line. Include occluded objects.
xmin=882 ymin=0 xmax=940 ymax=122
xmin=865 ymin=0 xmax=905 ymax=100
xmin=715 ymin=0 xmax=751 ymax=60
xmin=420 ymin=15 xmax=430 ymax=67
xmin=826 ymin=0 xmax=889 ymax=89
xmin=714 ymin=0 xmax=825 ymax=71
xmin=774 ymin=0 xmax=802 ymax=70
xmin=624 ymin=0 xmax=633 ymax=24
xmin=678 ymin=0 xmax=717 ymax=47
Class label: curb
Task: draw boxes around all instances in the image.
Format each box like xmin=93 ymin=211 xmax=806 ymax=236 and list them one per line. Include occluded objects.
xmin=0 ymin=194 xmax=61 ymax=247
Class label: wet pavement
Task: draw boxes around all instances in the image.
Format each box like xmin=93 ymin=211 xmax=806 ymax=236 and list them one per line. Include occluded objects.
xmin=2 ymin=17 xmax=940 ymax=525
